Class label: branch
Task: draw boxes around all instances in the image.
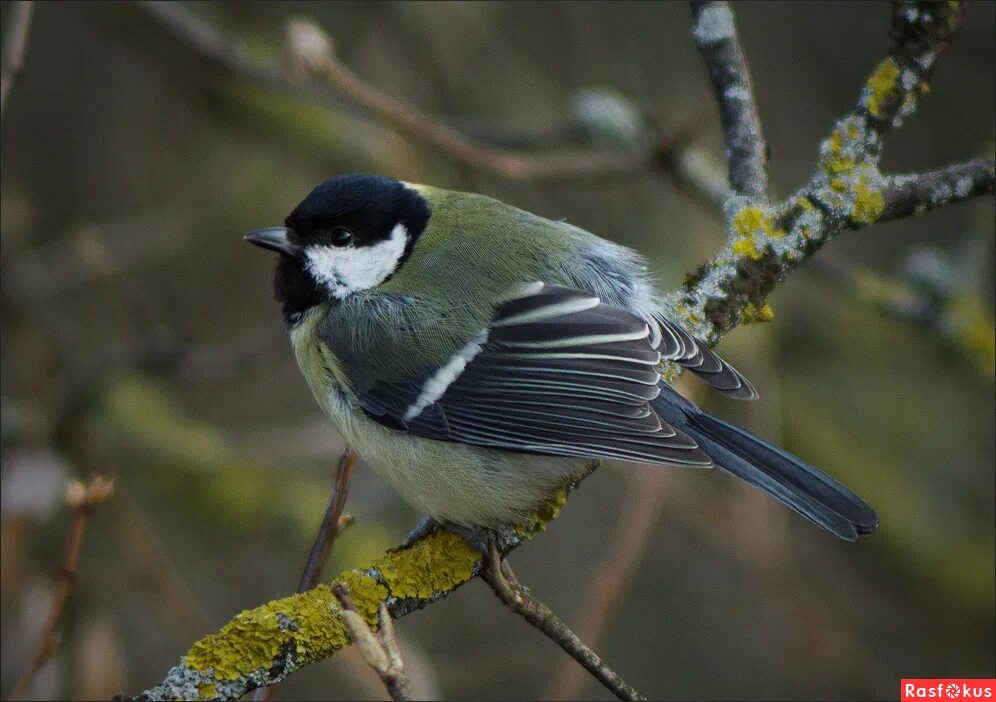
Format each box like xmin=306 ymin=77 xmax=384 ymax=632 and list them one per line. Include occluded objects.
xmin=133 ymin=2 xmax=702 ymax=183
xmin=877 ymin=159 xmax=995 ymax=222
xmin=0 ymin=0 xmax=34 ymax=119
xmin=332 ymin=586 xmax=413 ymax=702
xmin=137 ymin=469 xmax=593 ymax=701
xmin=689 ymin=1 xmax=768 ymax=201
xmin=7 ymin=475 xmax=114 ymax=702
xmin=297 ymin=449 xmax=355 ymax=592
xmin=546 ymin=469 xmax=669 ymax=700
xmin=663 ymin=0 xmax=982 ymax=346
xmin=479 ymin=543 xmax=645 ymax=701
xmin=253 ymin=449 xmax=355 ymax=702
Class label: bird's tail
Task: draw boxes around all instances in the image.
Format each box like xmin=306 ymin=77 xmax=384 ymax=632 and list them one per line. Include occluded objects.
xmin=652 ymin=388 xmax=879 ymax=540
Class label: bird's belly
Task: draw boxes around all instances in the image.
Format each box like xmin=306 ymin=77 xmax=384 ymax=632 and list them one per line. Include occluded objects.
xmin=328 ymin=400 xmax=587 ymax=527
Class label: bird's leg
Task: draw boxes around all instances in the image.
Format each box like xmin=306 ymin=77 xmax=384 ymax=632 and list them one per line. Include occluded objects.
xmin=391 ymin=514 xmax=442 ymax=551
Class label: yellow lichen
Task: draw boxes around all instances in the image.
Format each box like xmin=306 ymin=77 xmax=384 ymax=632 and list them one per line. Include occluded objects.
xmin=197 ymin=682 xmax=217 ymax=699
xmin=821 ymin=127 xmax=857 ymax=174
xmin=865 ymin=58 xmax=900 ymax=117
xmin=742 ymin=303 xmax=775 ymax=324
xmin=336 ymin=571 xmax=388 ymax=625
xmin=731 ymin=205 xmax=784 ymax=256
xmin=184 ymin=585 xmax=347 ymax=681
xmin=732 ymin=237 xmax=761 ymax=260
xmin=375 ymin=531 xmax=480 ymax=600
xmin=732 ymin=206 xmax=767 ymax=236
xmin=793 ymin=196 xmax=814 ymax=212
xmin=851 ymin=177 xmax=885 ymax=224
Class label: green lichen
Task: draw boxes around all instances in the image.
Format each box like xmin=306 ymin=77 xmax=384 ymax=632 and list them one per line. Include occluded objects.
xmin=732 ymin=205 xmax=767 ymax=236
xmin=741 ymin=302 xmax=775 ymax=324
xmin=851 ymin=177 xmax=886 ymax=224
xmin=375 ymin=531 xmax=480 ymax=600
xmin=730 ymin=205 xmax=785 ymax=261
xmin=814 ymin=116 xmax=886 ymax=227
xmin=732 ymin=237 xmax=762 ymax=260
xmin=673 ymin=303 xmax=703 ymax=326
xmin=521 ymin=484 xmax=569 ymax=533
xmin=184 ymin=585 xmax=346 ymax=681
xmin=865 ymin=57 xmax=900 ymax=117
xmin=336 ymin=571 xmax=389 ymax=625
xmin=823 ymin=129 xmax=856 ymax=174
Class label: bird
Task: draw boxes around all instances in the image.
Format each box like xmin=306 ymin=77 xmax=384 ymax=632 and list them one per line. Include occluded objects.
xmin=245 ymin=173 xmax=878 ymax=541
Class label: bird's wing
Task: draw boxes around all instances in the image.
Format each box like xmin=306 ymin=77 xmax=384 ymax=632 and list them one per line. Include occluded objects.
xmin=334 ymin=282 xmax=713 ymax=467
xmin=653 ymin=313 xmax=758 ymax=400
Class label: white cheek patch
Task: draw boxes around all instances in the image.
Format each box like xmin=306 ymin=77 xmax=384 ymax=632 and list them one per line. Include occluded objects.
xmin=305 ymin=223 xmax=409 ymax=299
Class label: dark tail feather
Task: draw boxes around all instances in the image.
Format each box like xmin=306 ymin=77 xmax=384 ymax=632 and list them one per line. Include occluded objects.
xmin=653 ymin=390 xmax=879 ymax=540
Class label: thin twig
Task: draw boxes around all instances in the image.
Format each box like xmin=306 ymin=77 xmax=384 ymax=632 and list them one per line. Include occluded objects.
xmin=0 ymin=0 xmax=35 ymax=119
xmin=255 ymin=448 xmax=355 ymax=702
xmin=332 ymin=585 xmax=414 ymax=702
xmin=688 ymin=1 xmax=768 ymax=201
xmin=298 ymin=449 xmax=356 ymax=591
xmin=547 ymin=469 xmax=669 ymax=700
xmin=286 ymin=18 xmax=646 ymax=181
xmin=134 ymin=2 xmax=701 ymax=183
xmin=480 ymin=542 xmax=645 ymax=701
xmin=6 ymin=475 xmax=115 ymax=702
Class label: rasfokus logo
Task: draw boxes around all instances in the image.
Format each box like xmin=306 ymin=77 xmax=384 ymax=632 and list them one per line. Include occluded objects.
xmin=901 ymin=679 xmax=995 ymax=701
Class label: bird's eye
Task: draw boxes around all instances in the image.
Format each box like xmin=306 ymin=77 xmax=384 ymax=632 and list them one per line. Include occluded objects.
xmin=330 ymin=227 xmax=354 ymax=246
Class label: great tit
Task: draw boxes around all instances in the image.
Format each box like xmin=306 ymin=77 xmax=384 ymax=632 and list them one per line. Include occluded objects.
xmin=246 ymin=174 xmax=878 ymax=540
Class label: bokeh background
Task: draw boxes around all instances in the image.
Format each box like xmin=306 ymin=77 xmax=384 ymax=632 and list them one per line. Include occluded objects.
xmin=1 ymin=1 xmax=993 ymax=700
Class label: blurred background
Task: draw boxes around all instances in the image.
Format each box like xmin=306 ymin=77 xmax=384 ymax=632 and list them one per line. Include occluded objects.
xmin=1 ymin=1 xmax=993 ymax=700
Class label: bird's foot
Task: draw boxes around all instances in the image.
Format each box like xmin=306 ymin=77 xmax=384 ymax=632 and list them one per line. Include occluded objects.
xmin=442 ymin=523 xmax=504 ymax=564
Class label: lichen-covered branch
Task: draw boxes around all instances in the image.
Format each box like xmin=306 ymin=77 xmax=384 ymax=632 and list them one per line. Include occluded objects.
xmin=877 ymin=160 xmax=995 ymax=222
xmin=689 ymin=1 xmax=768 ymax=201
xmin=139 ymin=479 xmax=582 ymax=701
xmin=663 ymin=0 xmax=983 ymax=346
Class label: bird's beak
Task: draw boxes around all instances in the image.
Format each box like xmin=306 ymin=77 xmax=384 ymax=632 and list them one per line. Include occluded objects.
xmin=244 ymin=227 xmax=300 ymax=256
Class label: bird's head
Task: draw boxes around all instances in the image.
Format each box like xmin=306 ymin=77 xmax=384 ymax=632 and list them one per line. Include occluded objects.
xmin=246 ymin=173 xmax=431 ymax=324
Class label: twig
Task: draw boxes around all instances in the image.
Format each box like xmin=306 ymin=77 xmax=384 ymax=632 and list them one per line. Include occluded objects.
xmin=285 ymin=18 xmax=650 ymax=182
xmin=547 ymin=468 xmax=669 ymax=700
xmin=254 ymin=449 xmax=355 ymax=702
xmin=480 ymin=542 xmax=645 ymax=702
xmin=0 ymin=1 xmax=34 ymax=119
xmin=298 ymin=449 xmax=356 ymax=591
xmin=332 ymin=585 xmax=414 ymax=702
xmin=877 ymin=159 xmax=995 ymax=223
xmin=140 ymin=468 xmax=596 ymax=700
xmin=134 ymin=2 xmax=701 ymax=183
xmin=6 ymin=475 xmax=115 ymax=702
xmin=689 ymin=1 xmax=768 ymax=201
